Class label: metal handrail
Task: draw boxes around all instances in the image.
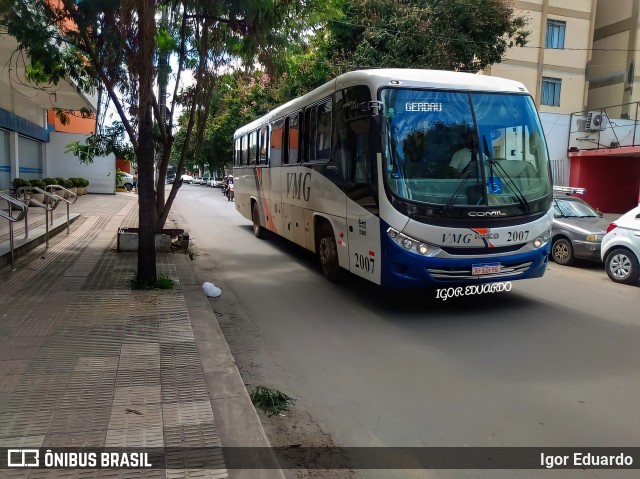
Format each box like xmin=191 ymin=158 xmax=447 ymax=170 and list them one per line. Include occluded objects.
xmin=45 ymin=184 xmax=78 ymax=232
xmin=0 ymin=193 xmax=28 ymax=271
xmin=15 ymin=186 xmax=60 ymax=242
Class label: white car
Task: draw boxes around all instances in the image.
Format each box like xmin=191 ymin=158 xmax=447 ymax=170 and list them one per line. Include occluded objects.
xmin=181 ymin=174 xmax=193 ymax=184
xmin=601 ymin=205 xmax=640 ymax=284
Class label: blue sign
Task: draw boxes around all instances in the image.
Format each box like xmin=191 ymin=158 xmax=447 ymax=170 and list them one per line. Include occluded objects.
xmin=487 ymin=176 xmax=503 ymax=194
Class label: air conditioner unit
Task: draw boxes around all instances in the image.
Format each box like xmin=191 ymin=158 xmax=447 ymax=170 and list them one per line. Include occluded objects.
xmin=585 ymin=111 xmax=605 ymax=131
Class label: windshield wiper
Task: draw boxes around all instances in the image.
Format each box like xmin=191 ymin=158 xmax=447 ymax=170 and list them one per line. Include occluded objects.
xmin=444 ymin=152 xmax=479 ymax=211
xmin=482 ymin=136 xmax=530 ymax=213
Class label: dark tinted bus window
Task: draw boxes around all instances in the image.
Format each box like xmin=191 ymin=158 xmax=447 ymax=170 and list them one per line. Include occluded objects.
xmin=249 ymin=131 xmax=258 ymax=165
xmin=259 ymin=126 xmax=269 ymax=165
xmin=288 ymin=113 xmax=300 ymax=164
xmin=315 ymin=99 xmax=332 ymax=162
xmin=270 ymin=119 xmax=284 ymax=166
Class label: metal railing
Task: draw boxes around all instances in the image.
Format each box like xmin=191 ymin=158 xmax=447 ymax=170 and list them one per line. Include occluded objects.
xmin=15 ymin=186 xmax=61 ymax=247
xmin=568 ymin=101 xmax=640 ymax=152
xmin=0 ymin=193 xmax=28 ymax=271
xmin=45 ymin=185 xmax=78 ymax=233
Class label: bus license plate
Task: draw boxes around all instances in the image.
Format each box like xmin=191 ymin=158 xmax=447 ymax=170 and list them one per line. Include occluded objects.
xmin=472 ymin=263 xmax=501 ymax=275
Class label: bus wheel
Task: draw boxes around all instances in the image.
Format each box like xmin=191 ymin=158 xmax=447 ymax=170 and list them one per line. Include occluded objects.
xmin=318 ymin=223 xmax=342 ymax=282
xmin=252 ymin=202 xmax=264 ymax=239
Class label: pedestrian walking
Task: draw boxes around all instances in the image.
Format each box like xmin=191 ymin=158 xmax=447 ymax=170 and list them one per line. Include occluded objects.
xmin=133 ymin=171 xmax=138 ymax=193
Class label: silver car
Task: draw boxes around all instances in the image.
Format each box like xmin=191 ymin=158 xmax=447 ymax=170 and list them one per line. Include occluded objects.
xmin=551 ymin=195 xmax=610 ymax=265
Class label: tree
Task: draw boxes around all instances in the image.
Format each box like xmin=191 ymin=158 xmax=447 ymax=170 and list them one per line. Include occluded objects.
xmin=1 ymin=0 xmax=306 ymax=285
xmin=324 ymin=0 xmax=529 ymax=73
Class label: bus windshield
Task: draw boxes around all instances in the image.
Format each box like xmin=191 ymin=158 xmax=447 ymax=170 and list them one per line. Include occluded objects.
xmin=381 ymin=88 xmax=551 ymax=209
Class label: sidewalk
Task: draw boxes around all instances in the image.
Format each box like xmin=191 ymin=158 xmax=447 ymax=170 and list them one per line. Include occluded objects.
xmin=0 ymin=193 xmax=283 ymax=478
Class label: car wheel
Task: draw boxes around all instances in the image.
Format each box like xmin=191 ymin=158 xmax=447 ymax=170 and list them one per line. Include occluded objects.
xmin=552 ymin=238 xmax=574 ymax=266
xmin=605 ymin=248 xmax=639 ymax=284
xmin=317 ymin=222 xmax=342 ymax=282
xmin=252 ymin=202 xmax=264 ymax=239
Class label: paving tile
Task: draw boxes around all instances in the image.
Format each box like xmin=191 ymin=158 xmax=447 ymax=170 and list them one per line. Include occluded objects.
xmin=162 ymin=423 xmax=221 ymax=448
xmin=161 ymin=402 xmax=215 ymax=428
xmin=108 ymin=403 xmax=163 ymax=430
xmin=73 ymin=357 xmax=120 ymax=372
xmin=105 ymin=426 xmax=164 ymax=447
xmin=0 ymin=434 xmax=44 ymax=447
xmin=112 ymin=386 xmax=162 ymax=406
xmin=0 ymin=409 xmax=55 ymax=438
xmin=115 ymin=369 xmax=161 ymax=388
xmin=42 ymin=430 xmax=106 ymax=447
xmin=166 ymin=468 xmax=228 ymax=479
xmin=47 ymin=406 xmax=111 ymax=435
xmin=0 ymin=360 xmax=31 ymax=393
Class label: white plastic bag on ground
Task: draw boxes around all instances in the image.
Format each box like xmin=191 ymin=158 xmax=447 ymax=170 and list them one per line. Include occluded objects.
xmin=203 ymin=282 xmax=222 ymax=298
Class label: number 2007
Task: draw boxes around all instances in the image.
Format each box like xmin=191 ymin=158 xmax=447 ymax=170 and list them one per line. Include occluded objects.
xmin=354 ymin=253 xmax=375 ymax=273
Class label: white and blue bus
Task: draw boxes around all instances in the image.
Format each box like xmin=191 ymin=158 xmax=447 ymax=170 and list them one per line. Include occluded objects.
xmin=233 ymin=69 xmax=553 ymax=287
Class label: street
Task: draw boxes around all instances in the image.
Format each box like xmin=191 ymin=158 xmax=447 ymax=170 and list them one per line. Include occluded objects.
xmin=172 ymin=184 xmax=640 ymax=479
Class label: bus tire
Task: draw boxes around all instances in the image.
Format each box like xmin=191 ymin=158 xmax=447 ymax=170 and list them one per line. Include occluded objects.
xmin=317 ymin=222 xmax=342 ymax=282
xmin=252 ymin=202 xmax=264 ymax=239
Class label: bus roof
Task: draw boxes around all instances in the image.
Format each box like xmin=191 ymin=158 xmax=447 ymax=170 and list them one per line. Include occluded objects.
xmin=234 ymin=69 xmax=529 ymax=137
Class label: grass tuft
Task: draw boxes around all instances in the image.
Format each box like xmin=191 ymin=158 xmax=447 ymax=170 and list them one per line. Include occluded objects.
xmin=188 ymin=241 xmax=199 ymax=261
xmin=130 ymin=275 xmax=175 ymax=290
xmin=249 ymin=386 xmax=296 ymax=417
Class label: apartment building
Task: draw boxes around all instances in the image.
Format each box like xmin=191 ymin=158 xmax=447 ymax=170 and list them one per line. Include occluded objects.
xmin=0 ymin=25 xmax=117 ymax=194
xmin=487 ymin=0 xmax=640 ymax=212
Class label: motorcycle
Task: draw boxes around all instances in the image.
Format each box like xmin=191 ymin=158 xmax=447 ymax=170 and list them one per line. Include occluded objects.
xmin=226 ymin=180 xmax=234 ymax=201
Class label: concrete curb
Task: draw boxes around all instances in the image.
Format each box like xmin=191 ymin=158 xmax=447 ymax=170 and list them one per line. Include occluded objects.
xmin=0 ymin=213 xmax=80 ymax=268
xmin=175 ymin=253 xmax=286 ymax=479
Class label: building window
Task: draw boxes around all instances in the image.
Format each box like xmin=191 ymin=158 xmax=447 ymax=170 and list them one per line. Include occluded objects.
xmin=541 ymin=77 xmax=562 ymax=106
xmin=546 ymin=20 xmax=566 ymax=49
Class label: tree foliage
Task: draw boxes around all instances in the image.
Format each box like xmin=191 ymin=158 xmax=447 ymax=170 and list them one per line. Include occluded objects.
xmin=324 ymin=0 xmax=528 ymax=73
xmin=0 ymin=0 xmax=307 ymax=284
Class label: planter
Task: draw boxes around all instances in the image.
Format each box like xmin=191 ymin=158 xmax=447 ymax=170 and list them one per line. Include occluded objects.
xmin=29 ymin=193 xmax=45 ymax=206
xmin=69 ymin=187 xmax=78 ymax=196
xmin=117 ymin=228 xmax=184 ymax=253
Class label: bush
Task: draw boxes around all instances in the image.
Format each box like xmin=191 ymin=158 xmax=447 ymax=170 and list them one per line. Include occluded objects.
xmin=69 ymin=177 xmax=83 ymax=188
xmin=42 ymin=178 xmax=57 ymax=187
xmin=30 ymin=179 xmax=46 ymax=190
xmin=11 ymin=177 xmax=31 ymax=189
xmin=82 ymin=178 xmax=90 ymax=187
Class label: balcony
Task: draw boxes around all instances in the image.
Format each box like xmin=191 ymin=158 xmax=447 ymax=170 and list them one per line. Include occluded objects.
xmin=568 ymin=103 xmax=640 ymax=157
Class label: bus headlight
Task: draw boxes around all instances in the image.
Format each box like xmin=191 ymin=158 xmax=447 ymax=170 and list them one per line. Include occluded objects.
xmin=387 ymin=227 xmax=435 ymax=256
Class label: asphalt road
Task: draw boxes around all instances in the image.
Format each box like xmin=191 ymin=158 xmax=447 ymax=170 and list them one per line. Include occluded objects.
xmin=172 ymin=184 xmax=640 ymax=479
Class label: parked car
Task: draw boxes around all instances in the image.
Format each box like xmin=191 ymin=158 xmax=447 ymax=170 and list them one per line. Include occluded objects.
xmin=601 ymin=205 xmax=640 ymax=284
xmin=181 ymin=174 xmax=193 ymax=184
xmin=202 ymin=176 xmax=210 ymax=186
xmin=550 ymin=194 xmax=609 ymax=265
xmin=166 ymin=171 xmax=176 ymax=184
xmin=117 ymin=173 xmax=134 ymax=191
xmin=212 ymin=177 xmax=224 ymax=188
xmin=193 ymin=176 xmax=202 ymax=185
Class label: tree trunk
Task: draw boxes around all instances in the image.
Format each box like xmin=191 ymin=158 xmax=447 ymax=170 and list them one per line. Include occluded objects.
xmin=137 ymin=102 xmax=157 ymax=284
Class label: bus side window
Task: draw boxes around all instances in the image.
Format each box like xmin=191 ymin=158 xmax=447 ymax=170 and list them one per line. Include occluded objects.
xmin=241 ymin=135 xmax=249 ymax=165
xmin=305 ymin=105 xmax=317 ymax=162
xmin=315 ymin=99 xmax=332 ymax=162
xmin=234 ymin=138 xmax=241 ymax=166
xmin=288 ymin=113 xmax=300 ymax=164
xmin=259 ymin=126 xmax=269 ymax=165
xmin=249 ymin=130 xmax=258 ymax=166
xmin=270 ymin=119 xmax=284 ymax=167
